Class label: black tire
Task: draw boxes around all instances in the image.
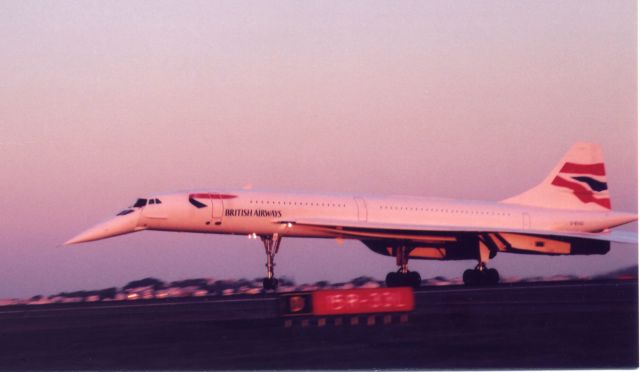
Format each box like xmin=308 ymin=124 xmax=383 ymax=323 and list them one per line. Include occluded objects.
xmin=408 ymin=271 xmax=422 ymax=288
xmin=385 ymin=272 xmax=399 ymax=287
xmin=263 ymin=277 xmax=278 ymax=290
xmin=463 ymin=269 xmax=476 ymax=286
xmin=486 ymin=268 xmax=500 ymax=285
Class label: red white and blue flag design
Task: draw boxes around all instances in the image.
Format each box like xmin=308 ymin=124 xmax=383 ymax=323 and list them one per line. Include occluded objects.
xmin=551 ymin=162 xmax=611 ymax=209
xmin=188 ymin=193 xmax=237 ymax=208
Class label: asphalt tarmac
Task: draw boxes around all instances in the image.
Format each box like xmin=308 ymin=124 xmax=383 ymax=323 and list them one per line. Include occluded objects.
xmin=0 ymin=280 xmax=636 ymax=370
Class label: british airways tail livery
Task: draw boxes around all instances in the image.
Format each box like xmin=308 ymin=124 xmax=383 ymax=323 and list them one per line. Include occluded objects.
xmin=66 ymin=143 xmax=637 ymax=289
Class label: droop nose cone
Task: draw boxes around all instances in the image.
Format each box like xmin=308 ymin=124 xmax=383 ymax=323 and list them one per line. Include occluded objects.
xmin=65 ymin=211 xmax=142 ymax=245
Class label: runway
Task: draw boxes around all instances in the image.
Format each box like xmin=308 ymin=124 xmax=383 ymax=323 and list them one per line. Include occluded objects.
xmin=0 ymin=280 xmax=636 ymax=370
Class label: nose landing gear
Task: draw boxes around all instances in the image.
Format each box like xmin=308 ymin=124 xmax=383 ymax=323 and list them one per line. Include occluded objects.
xmin=261 ymin=233 xmax=281 ymax=290
xmin=385 ymin=246 xmax=422 ymax=288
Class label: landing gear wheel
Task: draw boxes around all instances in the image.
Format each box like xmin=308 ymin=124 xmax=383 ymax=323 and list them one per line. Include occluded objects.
xmin=263 ymin=277 xmax=278 ymax=290
xmin=486 ymin=268 xmax=499 ymax=285
xmin=408 ymin=271 xmax=422 ymax=288
xmin=386 ymin=246 xmax=422 ymax=288
xmin=462 ymin=269 xmax=482 ymax=286
xmin=386 ymin=271 xmax=422 ymax=288
xmin=385 ymin=272 xmax=400 ymax=287
xmin=463 ymin=268 xmax=500 ymax=286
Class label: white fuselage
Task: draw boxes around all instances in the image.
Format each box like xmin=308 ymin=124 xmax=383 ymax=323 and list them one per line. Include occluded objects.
xmin=138 ymin=191 xmax=633 ymax=238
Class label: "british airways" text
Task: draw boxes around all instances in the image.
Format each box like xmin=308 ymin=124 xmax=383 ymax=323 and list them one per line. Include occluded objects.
xmin=225 ymin=209 xmax=282 ymax=218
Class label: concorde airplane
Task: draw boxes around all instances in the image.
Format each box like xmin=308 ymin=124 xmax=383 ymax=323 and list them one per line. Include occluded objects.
xmin=66 ymin=143 xmax=637 ymax=289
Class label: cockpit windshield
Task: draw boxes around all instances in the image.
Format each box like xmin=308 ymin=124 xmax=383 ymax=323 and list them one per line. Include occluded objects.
xmin=116 ymin=198 xmax=162 ymax=216
xmin=132 ymin=198 xmax=147 ymax=208
xmin=129 ymin=198 xmax=161 ymax=208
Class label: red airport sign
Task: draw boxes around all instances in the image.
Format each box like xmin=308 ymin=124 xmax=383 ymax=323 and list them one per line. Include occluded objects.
xmin=281 ymin=287 xmax=414 ymax=317
xmin=312 ymin=287 xmax=414 ymax=315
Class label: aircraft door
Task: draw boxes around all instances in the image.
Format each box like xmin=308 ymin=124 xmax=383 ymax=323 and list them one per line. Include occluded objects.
xmin=355 ymin=197 xmax=368 ymax=222
xmin=212 ymin=197 xmax=223 ymax=225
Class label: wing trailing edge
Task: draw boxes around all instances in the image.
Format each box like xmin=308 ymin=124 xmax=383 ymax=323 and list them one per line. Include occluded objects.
xmin=275 ymin=217 xmax=638 ymax=244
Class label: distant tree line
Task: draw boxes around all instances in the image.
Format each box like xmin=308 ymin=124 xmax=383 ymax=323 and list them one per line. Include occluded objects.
xmin=39 ymin=275 xmax=381 ymax=300
xmin=49 ymin=287 xmax=118 ymax=300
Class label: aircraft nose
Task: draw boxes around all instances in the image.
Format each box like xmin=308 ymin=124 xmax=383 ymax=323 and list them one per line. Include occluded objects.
xmin=65 ymin=210 xmax=143 ymax=245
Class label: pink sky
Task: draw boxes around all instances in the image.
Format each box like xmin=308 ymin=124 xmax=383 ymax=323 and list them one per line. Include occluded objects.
xmin=0 ymin=1 xmax=637 ymax=297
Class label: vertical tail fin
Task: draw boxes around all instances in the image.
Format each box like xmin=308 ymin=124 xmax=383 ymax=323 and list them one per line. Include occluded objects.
xmin=502 ymin=143 xmax=611 ymax=211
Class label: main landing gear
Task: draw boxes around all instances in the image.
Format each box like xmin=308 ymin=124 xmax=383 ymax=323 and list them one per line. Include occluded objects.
xmin=261 ymin=233 xmax=281 ymax=290
xmin=461 ymin=236 xmax=501 ymax=286
xmin=385 ymin=246 xmax=422 ymax=288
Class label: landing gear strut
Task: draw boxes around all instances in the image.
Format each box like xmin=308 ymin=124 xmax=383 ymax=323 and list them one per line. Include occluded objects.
xmin=385 ymin=246 xmax=422 ymax=288
xmin=261 ymin=233 xmax=281 ymax=290
xmin=462 ymin=238 xmax=500 ymax=286
xmin=463 ymin=263 xmax=500 ymax=286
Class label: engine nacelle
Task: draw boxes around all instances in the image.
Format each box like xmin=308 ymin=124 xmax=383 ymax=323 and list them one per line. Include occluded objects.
xmin=361 ymin=233 xmax=611 ymax=260
xmin=569 ymin=239 xmax=610 ymax=255
xmin=361 ymin=236 xmax=480 ymax=261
